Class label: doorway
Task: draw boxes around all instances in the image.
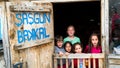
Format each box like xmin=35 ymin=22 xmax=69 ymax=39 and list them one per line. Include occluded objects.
xmin=53 ymin=1 xmax=100 ymax=48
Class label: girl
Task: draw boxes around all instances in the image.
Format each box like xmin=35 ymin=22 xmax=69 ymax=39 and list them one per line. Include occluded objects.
xmin=84 ymin=33 xmax=102 ymax=68
xmin=73 ymin=43 xmax=83 ymax=68
xmin=64 ymin=41 xmax=73 ymax=68
xmin=64 ymin=41 xmax=73 ymax=53
xmin=64 ymin=25 xmax=81 ymax=45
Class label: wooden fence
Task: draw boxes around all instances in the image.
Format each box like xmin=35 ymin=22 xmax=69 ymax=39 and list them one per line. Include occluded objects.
xmin=54 ymin=53 xmax=104 ymax=68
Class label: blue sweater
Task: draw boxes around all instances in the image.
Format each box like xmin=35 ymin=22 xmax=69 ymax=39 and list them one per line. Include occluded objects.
xmin=54 ymin=46 xmax=66 ymax=65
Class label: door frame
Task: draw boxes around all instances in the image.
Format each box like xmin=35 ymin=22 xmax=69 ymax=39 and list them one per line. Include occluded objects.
xmin=3 ymin=0 xmax=109 ymax=68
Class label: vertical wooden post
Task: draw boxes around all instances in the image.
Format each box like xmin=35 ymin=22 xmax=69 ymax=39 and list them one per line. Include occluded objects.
xmin=88 ymin=59 xmax=91 ymax=68
xmin=60 ymin=58 xmax=63 ymax=68
xmin=101 ymin=0 xmax=109 ymax=67
xmin=2 ymin=2 xmax=11 ymax=68
xmin=99 ymin=58 xmax=103 ymax=68
xmin=83 ymin=59 xmax=86 ymax=68
xmin=101 ymin=0 xmax=109 ymax=68
xmin=77 ymin=59 xmax=80 ymax=68
xmin=66 ymin=58 xmax=68 ymax=68
xmin=93 ymin=58 xmax=96 ymax=68
xmin=72 ymin=59 xmax=74 ymax=68
xmin=54 ymin=58 xmax=57 ymax=68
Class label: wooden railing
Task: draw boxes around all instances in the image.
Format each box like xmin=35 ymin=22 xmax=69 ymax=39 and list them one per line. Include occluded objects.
xmin=53 ymin=53 xmax=104 ymax=68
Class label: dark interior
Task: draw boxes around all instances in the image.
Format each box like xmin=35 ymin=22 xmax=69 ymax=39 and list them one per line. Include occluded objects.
xmin=53 ymin=1 xmax=100 ymax=48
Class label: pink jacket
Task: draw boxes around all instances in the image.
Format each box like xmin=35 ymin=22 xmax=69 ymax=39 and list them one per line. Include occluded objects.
xmin=84 ymin=45 xmax=102 ymax=53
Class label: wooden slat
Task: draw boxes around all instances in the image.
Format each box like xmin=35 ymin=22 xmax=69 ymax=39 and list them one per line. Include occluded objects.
xmin=54 ymin=58 xmax=57 ymax=68
xmin=93 ymin=58 xmax=96 ymax=68
xmin=71 ymin=59 xmax=74 ymax=68
xmin=60 ymin=58 xmax=63 ymax=68
xmin=66 ymin=58 xmax=68 ymax=68
xmin=99 ymin=58 xmax=103 ymax=68
xmin=88 ymin=59 xmax=91 ymax=68
xmin=83 ymin=59 xmax=85 ymax=68
xmin=77 ymin=59 xmax=80 ymax=68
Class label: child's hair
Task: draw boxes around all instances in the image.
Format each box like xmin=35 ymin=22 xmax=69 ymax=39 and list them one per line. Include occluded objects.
xmin=67 ymin=25 xmax=75 ymax=31
xmin=64 ymin=41 xmax=73 ymax=53
xmin=55 ymin=35 xmax=63 ymax=42
xmin=73 ymin=42 xmax=83 ymax=53
xmin=88 ymin=33 xmax=100 ymax=53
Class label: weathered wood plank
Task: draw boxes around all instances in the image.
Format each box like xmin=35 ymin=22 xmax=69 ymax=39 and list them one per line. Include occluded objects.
xmin=66 ymin=58 xmax=68 ymax=68
xmin=109 ymin=65 xmax=120 ymax=68
xmin=9 ymin=0 xmax=100 ymax=2
xmin=2 ymin=2 xmax=11 ymax=68
xmin=109 ymin=59 xmax=120 ymax=65
xmin=54 ymin=53 xmax=104 ymax=59
xmin=88 ymin=59 xmax=91 ymax=68
xmin=6 ymin=2 xmax=53 ymax=50
xmin=6 ymin=2 xmax=54 ymax=68
xmin=0 ymin=54 xmax=5 ymax=68
xmin=101 ymin=0 xmax=109 ymax=68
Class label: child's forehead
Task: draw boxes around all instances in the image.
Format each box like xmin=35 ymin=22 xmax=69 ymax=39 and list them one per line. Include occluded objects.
xmin=68 ymin=26 xmax=74 ymax=29
xmin=91 ymin=35 xmax=98 ymax=38
xmin=75 ymin=44 xmax=82 ymax=48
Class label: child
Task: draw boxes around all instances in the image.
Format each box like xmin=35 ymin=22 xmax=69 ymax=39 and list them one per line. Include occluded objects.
xmin=84 ymin=33 xmax=102 ymax=68
xmin=84 ymin=33 xmax=102 ymax=53
xmin=73 ymin=43 xmax=83 ymax=68
xmin=64 ymin=41 xmax=73 ymax=68
xmin=64 ymin=41 xmax=73 ymax=53
xmin=54 ymin=35 xmax=66 ymax=68
xmin=64 ymin=25 xmax=81 ymax=44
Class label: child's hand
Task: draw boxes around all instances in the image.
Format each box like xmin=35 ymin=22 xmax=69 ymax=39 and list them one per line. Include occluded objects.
xmin=65 ymin=52 xmax=70 ymax=56
xmin=59 ymin=52 xmax=64 ymax=56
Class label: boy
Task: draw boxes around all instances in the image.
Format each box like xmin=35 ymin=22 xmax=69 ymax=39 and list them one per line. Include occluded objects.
xmin=55 ymin=35 xmax=66 ymax=68
xmin=64 ymin=25 xmax=81 ymax=45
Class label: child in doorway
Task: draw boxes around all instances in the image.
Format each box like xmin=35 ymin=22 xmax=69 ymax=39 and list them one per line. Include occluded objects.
xmin=73 ymin=43 xmax=83 ymax=68
xmin=64 ymin=41 xmax=73 ymax=53
xmin=64 ymin=41 xmax=73 ymax=68
xmin=54 ymin=35 xmax=66 ymax=68
xmin=64 ymin=25 xmax=81 ymax=45
xmin=84 ymin=33 xmax=102 ymax=68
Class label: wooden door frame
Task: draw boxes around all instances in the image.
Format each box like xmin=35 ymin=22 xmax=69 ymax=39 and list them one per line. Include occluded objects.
xmin=2 ymin=0 xmax=109 ymax=68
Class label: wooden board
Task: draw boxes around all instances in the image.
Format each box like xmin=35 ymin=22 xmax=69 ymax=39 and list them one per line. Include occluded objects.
xmin=109 ymin=65 xmax=120 ymax=68
xmin=9 ymin=0 xmax=100 ymax=2
xmin=6 ymin=1 xmax=54 ymax=68
xmin=6 ymin=2 xmax=53 ymax=50
xmin=0 ymin=54 xmax=5 ymax=68
xmin=1 ymin=2 xmax=11 ymax=68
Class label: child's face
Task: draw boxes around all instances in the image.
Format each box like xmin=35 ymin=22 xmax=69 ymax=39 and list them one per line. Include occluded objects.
xmin=91 ymin=36 xmax=98 ymax=47
xmin=65 ymin=43 xmax=72 ymax=53
xmin=67 ymin=26 xmax=75 ymax=37
xmin=57 ymin=41 xmax=63 ymax=48
xmin=75 ymin=44 xmax=82 ymax=53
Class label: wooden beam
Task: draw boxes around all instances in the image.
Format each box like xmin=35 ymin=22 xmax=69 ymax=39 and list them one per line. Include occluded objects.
xmin=54 ymin=53 xmax=104 ymax=59
xmin=2 ymin=2 xmax=11 ymax=68
xmin=32 ymin=0 xmax=100 ymax=3
xmin=8 ymin=0 xmax=99 ymax=2
xmin=101 ymin=0 xmax=109 ymax=68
